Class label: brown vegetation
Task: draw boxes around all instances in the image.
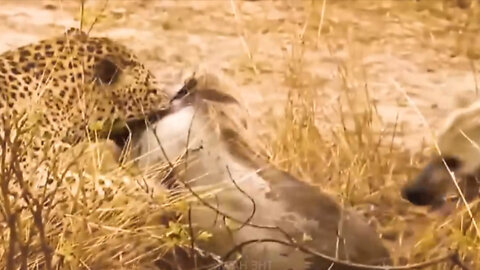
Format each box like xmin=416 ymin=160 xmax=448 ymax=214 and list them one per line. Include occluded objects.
xmin=1 ymin=0 xmax=480 ymax=269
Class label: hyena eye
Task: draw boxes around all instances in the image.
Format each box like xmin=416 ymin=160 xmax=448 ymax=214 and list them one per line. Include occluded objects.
xmin=171 ymin=77 xmax=198 ymax=101
xmin=172 ymin=86 xmax=188 ymax=101
xmin=442 ymin=156 xmax=461 ymax=170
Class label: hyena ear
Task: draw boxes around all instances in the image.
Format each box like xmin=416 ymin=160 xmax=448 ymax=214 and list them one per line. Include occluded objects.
xmin=94 ymin=58 xmax=120 ymax=85
xmin=197 ymin=88 xmax=239 ymax=104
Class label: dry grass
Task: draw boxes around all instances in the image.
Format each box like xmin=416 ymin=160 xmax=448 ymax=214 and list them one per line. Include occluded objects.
xmin=0 ymin=114 xmax=191 ymax=269
xmin=1 ymin=0 xmax=480 ymax=269
xmin=263 ymin=1 xmax=480 ymax=269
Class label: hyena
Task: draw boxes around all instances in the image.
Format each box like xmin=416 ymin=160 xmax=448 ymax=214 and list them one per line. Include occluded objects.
xmin=129 ymin=70 xmax=392 ymax=270
xmin=402 ymin=101 xmax=480 ymax=207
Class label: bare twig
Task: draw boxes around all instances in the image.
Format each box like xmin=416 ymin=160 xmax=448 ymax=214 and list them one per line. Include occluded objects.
xmin=225 ymin=165 xmax=256 ymax=231
xmin=316 ymin=0 xmax=327 ymax=49
xmin=87 ymin=0 xmax=110 ymax=35
xmin=223 ymin=238 xmax=469 ymax=270
xmin=229 ymin=0 xmax=259 ymax=75
xmin=80 ymin=0 xmax=85 ymax=31
xmin=187 ymin=204 xmax=197 ymax=269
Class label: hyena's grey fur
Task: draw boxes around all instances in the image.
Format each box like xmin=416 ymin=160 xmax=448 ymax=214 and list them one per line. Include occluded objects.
xmin=130 ymin=71 xmax=392 ymax=270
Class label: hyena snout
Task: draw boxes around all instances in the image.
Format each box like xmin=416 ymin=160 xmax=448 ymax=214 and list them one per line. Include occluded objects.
xmin=401 ymin=183 xmax=439 ymax=206
xmin=401 ymin=159 xmax=456 ymax=206
xmin=401 ymin=156 xmax=480 ymax=207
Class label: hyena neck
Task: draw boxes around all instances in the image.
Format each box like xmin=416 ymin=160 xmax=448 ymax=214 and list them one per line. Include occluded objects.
xmin=132 ymin=100 xmax=270 ymax=192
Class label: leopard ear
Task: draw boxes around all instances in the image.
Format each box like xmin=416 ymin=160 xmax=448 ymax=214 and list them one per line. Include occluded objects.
xmin=94 ymin=58 xmax=120 ymax=85
xmin=64 ymin=27 xmax=88 ymax=40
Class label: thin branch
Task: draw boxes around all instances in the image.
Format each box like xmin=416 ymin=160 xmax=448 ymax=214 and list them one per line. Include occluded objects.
xmin=225 ymin=165 xmax=256 ymax=231
xmin=187 ymin=204 xmax=198 ymax=269
xmin=223 ymin=238 xmax=469 ymax=270
xmin=80 ymin=0 xmax=85 ymax=31
xmin=87 ymin=0 xmax=110 ymax=35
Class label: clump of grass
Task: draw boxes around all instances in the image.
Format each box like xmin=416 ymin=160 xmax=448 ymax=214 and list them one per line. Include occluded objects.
xmin=0 ymin=113 xmax=192 ymax=269
xmin=260 ymin=1 xmax=480 ymax=268
xmin=0 ymin=2 xmax=201 ymax=268
xmin=265 ymin=2 xmax=415 ymax=209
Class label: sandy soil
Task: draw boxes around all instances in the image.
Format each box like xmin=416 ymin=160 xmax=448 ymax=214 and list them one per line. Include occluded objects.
xmin=1 ymin=0 xmax=479 ymax=266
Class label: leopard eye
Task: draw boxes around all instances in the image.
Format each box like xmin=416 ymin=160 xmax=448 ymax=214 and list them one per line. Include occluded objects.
xmin=442 ymin=156 xmax=461 ymax=170
xmin=94 ymin=58 xmax=120 ymax=85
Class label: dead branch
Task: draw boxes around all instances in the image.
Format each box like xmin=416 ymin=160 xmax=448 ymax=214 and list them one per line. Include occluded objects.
xmin=223 ymin=238 xmax=470 ymax=270
xmin=224 ymin=166 xmax=256 ymax=231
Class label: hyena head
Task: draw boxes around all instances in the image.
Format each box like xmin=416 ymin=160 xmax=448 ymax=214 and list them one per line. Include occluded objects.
xmin=401 ymin=102 xmax=480 ymax=206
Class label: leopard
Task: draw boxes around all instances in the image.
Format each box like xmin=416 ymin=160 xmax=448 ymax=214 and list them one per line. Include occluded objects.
xmin=0 ymin=27 xmax=172 ymax=178
xmin=0 ymin=27 xmax=197 ymax=269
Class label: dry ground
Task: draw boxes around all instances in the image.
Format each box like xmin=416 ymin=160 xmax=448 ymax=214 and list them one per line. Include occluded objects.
xmin=1 ymin=0 xmax=480 ymax=269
